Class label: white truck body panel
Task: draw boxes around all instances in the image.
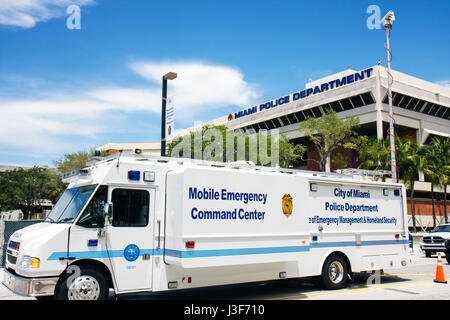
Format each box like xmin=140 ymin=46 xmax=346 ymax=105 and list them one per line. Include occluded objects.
xmin=3 ymin=154 xmax=410 ymax=296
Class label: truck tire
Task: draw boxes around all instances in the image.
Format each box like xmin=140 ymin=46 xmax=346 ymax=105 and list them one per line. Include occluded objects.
xmin=54 ymin=265 xmax=109 ymax=300
xmin=320 ymin=254 xmax=349 ymax=290
xmin=446 ymin=252 xmax=450 ymax=264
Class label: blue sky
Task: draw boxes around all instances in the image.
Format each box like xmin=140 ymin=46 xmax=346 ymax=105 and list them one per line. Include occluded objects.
xmin=0 ymin=0 xmax=449 ymax=167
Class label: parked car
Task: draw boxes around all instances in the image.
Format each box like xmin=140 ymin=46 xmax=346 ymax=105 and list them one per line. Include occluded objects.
xmin=420 ymin=224 xmax=450 ymax=258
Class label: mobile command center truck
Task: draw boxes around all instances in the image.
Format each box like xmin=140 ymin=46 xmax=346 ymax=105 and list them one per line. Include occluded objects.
xmin=2 ymin=154 xmax=410 ymax=300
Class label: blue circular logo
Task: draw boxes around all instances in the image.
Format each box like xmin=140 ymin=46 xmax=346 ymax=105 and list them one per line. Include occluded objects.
xmin=123 ymin=244 xmax=140 ymax=262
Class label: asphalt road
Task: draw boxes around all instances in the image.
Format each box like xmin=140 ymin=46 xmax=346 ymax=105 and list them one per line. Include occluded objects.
xmin=1 ymin=249 xmax=448 ymax=301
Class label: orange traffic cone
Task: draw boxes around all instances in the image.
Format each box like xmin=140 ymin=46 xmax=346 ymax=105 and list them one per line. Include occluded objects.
xmin=434 ymin=253 xmax=447 ymax=284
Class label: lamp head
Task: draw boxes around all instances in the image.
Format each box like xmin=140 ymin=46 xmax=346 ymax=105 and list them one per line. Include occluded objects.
xmin=163 ymin=72 xmax=178 ymax=80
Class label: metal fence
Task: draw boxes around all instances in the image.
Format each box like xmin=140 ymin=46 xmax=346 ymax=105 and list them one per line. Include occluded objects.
xmin=1 ymin=220 xmax=43 ymax=267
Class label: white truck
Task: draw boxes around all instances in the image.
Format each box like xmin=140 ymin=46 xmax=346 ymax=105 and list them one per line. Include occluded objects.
xmin=419 ymin=224 xmax=450 ymax=258
xmin=2 ymin=153 xmax=410 ymax=300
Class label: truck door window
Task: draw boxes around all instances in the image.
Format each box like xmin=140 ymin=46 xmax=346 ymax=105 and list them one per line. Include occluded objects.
xmin=111 ymin=189 xmax=149 ymax=227
xmin=77 ymin=186 xmax=108 ymax=228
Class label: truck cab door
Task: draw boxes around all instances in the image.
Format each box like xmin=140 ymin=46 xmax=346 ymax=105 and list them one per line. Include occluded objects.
xmin=105 ymin=187 xmax=155 ymax=292
xmin=68 ymin=185 xmax=109 ymax=265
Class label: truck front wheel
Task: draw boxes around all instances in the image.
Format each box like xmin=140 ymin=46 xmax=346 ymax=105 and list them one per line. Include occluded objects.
xmin=320 ymin=254 xmax=349 ymax=290
xmin=55 ymin=265 xmax=109 ymax=300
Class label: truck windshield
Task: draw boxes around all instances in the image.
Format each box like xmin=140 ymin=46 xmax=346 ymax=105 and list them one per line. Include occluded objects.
xmin=431 ymin=225 xmax=450 ymax=233
xmin=45 ymin=185 xmax=97 ymax=224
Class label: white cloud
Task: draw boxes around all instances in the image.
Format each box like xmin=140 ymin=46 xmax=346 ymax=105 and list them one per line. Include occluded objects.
xmin=0 ymin=98 xmax=112 ymax=154
xmin=0 ymin=60 xmax=261 ymax=161
xmin=87 ymin=87 xmax=162 ymax=113
xmin=0 ymin=0 xmax=94 ymax=28
xmin=129 ymin=60 xmax=261 ymax=111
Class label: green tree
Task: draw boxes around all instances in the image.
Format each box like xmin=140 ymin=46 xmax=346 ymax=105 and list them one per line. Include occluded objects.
xmin=427 ymin=136 xmax=450 ymax=224
xmin=167 ymin=125 xmax=229 ymax=161
xmin=358 ymin=136 xmax=391 ymax=174
xmin=277 ymin=134 xmax=306 ymax=168
xmin=0 ymin=167 xmax=66 ymax=219
xmin=167 ymin=125 xmax=305 ymax=167
xmin=395 ymin=137 xmax=425 ymax=232
xmin=422 ymin=141 xmax=443 ymax=229
xmin=299 ymin=110 xmax=362 ymax=172
xmin=53 ymin=150 xmax=94 ymax=173
xmin=358 ymin=135 xmax=428 ymax=231
xmin=436 ymin=138 xmax=450 ymax=224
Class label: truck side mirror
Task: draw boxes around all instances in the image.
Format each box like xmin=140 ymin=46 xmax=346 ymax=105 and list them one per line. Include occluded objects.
xmin=98 ymin=202 xmax=113 ymax=238
xmin=103 ymin=202 xmax=113 ymax=226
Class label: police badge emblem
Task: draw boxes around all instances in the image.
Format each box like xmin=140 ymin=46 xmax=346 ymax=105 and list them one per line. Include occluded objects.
xmin=282 ymin=194 xmax=293 ymax=218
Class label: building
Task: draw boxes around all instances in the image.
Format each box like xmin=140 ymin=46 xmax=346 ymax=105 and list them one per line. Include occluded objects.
xmin=172 ymin=65 xmax=450 ymax=230
xmin=0 ymin=210 xmax=23 ymax=221
xmin=0 ymin=164 xmax=32 ymax=172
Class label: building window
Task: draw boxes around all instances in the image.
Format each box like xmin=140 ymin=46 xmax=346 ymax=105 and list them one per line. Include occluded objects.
xmin=383 ymin=91 xmax=449 ymax=120
xmin=361 ymin=92 xmax=375 ymax=105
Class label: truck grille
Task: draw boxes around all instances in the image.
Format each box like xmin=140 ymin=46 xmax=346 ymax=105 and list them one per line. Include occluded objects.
xmin=6 ymin=241 xmax=20 ymax=265
xmin=6 ymin=252 xmax=17 ymax=265
xmin=8 ymin=241 xmax=20 ymax=251
xmin=422 ymin=236 xmax=445 ymax=244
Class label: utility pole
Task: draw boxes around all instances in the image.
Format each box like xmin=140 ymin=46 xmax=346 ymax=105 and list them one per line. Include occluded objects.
xmin=382 ymin=11 xmax=397 ymax=183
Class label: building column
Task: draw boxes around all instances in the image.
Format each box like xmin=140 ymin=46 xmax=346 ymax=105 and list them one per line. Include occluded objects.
xmin=326 ymin=154 xmax=331 ymax=172
xmin=416 ymin=124 xmax=425 ymax=182
xmin=376 ymin=115 xmax=384 ymax=139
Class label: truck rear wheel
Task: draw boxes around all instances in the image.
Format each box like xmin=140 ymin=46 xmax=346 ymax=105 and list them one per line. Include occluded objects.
xmin=55 ymin=265 xmax=109 ymax=300
xmin=320 ymin=254 xmax=349 ymax=290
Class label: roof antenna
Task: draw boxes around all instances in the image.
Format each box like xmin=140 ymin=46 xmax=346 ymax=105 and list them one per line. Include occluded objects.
xmin=116 ymin=150 xmax=123 ymax=168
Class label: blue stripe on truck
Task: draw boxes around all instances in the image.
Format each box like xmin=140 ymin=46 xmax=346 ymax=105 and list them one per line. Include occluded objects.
xmin=166 ymin=245 xmax=310 ymax=258
xmin=47 ymin=239 xmax=408 ymax=261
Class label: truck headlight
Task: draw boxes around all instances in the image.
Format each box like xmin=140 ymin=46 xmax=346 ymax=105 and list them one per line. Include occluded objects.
xmin=21 ymin=256 xmax=40 ymax=269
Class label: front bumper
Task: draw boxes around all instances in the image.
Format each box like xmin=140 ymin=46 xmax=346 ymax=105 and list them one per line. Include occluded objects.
xmin=419 ymin=243 xmax=447 ymax=252
xmin=2 ymin=269 xmax=58 ymax=297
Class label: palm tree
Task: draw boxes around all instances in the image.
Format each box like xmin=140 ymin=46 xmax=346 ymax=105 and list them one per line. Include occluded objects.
xmin=358 ymin=136 xmax=391 ymax=181
xmin=395 ymin=137 xmax=424 ymax=232
xmin=442 ymin=168 xmax=450 ymax=224
xmin=422 ymin=142 xmax=442 ymax=229
xmin=429 ymin=136 xmax=450 ymax=224
xmin=359 ymin=135 xmax=427 ymax=232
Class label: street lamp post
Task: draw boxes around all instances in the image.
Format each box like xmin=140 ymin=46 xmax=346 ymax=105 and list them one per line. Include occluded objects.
xmin=161 ymin=72 xmax=177 ymax=156
xmin=382 ymin=11 xmax=397 ymax=183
